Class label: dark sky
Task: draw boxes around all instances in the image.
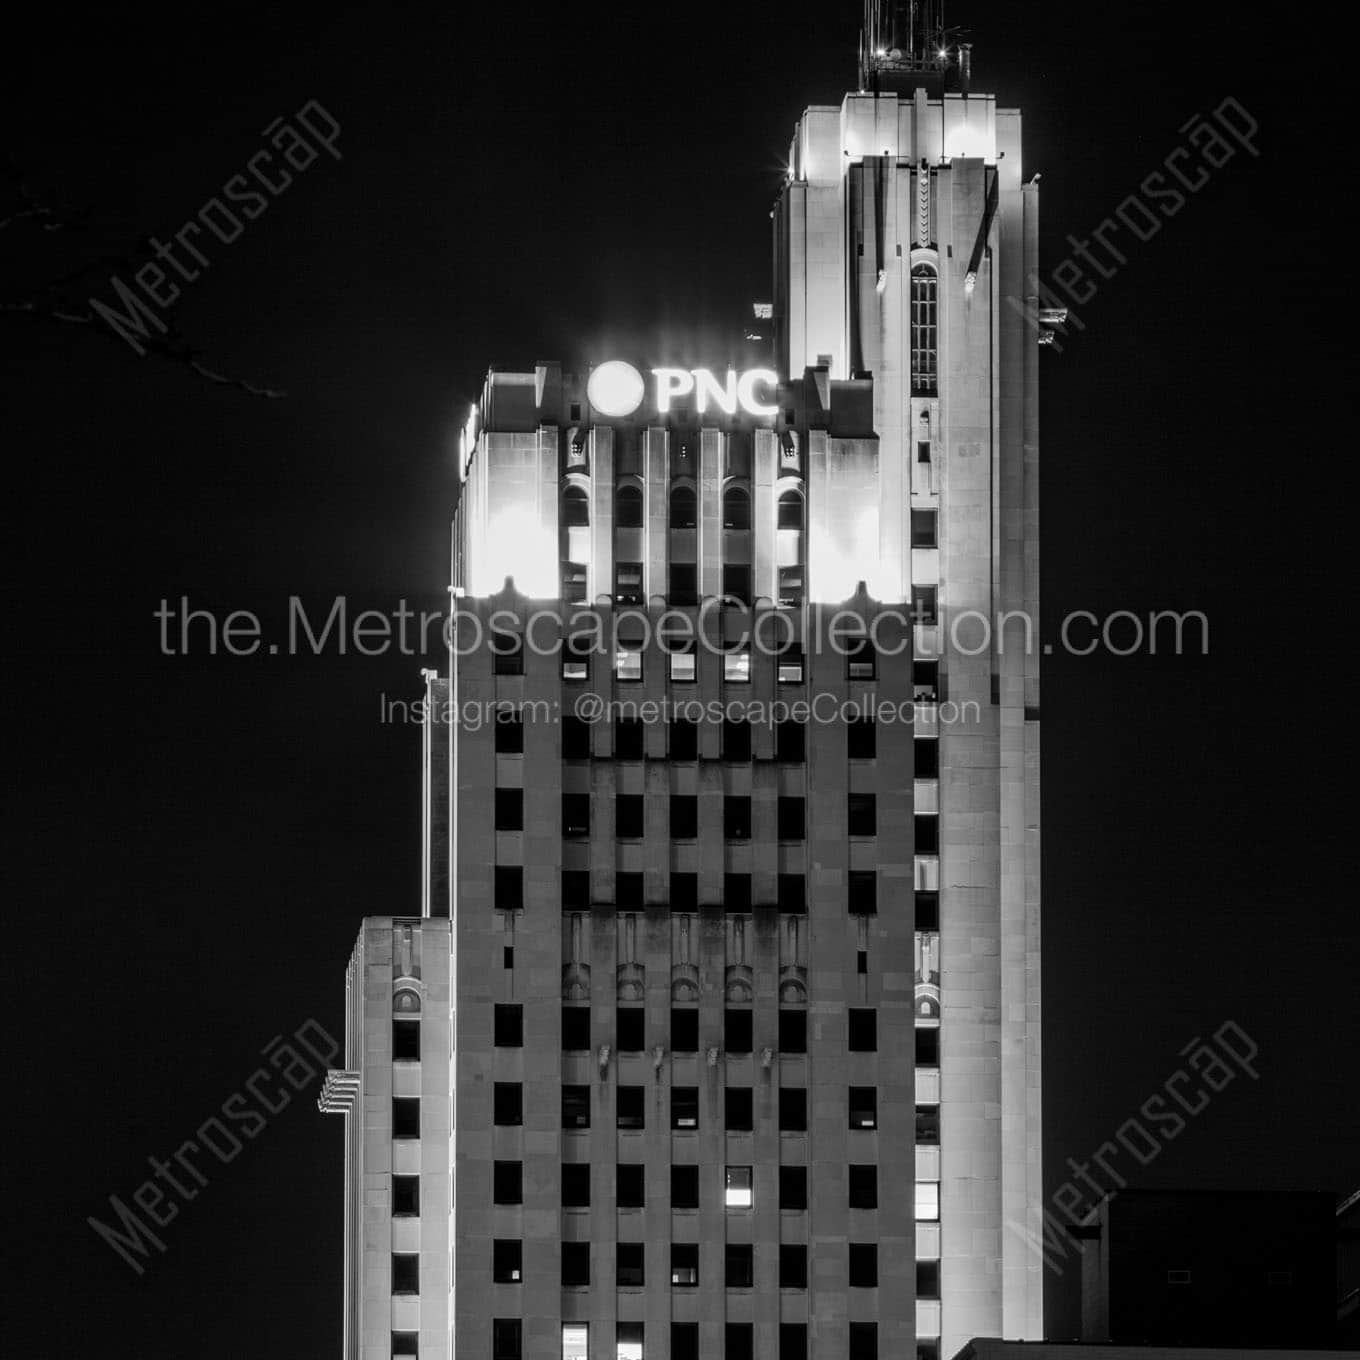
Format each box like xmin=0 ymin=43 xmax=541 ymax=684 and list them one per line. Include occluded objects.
xmin=3 ymin=1 xmax=1355 ymax=1353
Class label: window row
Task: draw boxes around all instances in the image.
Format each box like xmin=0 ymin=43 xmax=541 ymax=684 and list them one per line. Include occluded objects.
xmin=563 ymin=482 xmax=804 ymax=534
xmin=552 ymin=1006 xmax=878 ymax=1054
xmin=483 ymin=1319 xmax=888 ymax=1360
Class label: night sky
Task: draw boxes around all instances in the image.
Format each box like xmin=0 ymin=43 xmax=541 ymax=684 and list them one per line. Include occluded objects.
xmin=4 ymin=1 xmax=1355 ymax=1353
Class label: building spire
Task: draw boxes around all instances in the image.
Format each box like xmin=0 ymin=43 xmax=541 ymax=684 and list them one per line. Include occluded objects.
xmin=858 ymin=0 xmax=970 ymax=95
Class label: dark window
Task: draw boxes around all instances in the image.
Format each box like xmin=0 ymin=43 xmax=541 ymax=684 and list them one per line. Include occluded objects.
xmin=495 ymin=710 xmax=524 ymax=753
xmin=392 ymin=1252 xmax=419 ymax=1294
xmin=778 ymin=1009 xmax=807 ymax=1053
xmin=847 ymin=717 xmax=876 ymax=759
xmin=721 ymin=720 xmax=752 ymax=762
xmin=848 ymin=793 xmax=877 ymax=836
xmin=493 ymin=1082 xmax=522 ymax=1126
xmin=671 ymin=795 xmax=698 ymax=839
xmin=562 ymin=1085 xmax=590 ymax=1129
xmin=615 ymin=718 xmax=645 ymax=760
xmin=913 ymin=659 xmax=940 ymax=701
xmin=392 ymin=1173 xmax=419 ymax=1217
xmin=911 ymin=509 xmax=938 ymax=547
xmin=562 ymin=486 xmax=590 ymax=527
xmin=493 ymin=1320 xmax=522 ymax=1360
xmin=673 ymin=1323 xmax=699 ymax=1360
xmin=617 ymin=1008 xmax=645 ymax=1052
xmin=849 ymin=871 xmax=878 ymax=915
xmin=727 ymin=1324 xmax=754 ymax=1360
xmin=562 ymin=560 xmax=588 ymax=604
xmin=671 ymin=1242 xmax=699 ymax=1286
xmin=849 ymin=1322 xmax=877 ymax=1360
xmin=493 ymin=1160 xmax=522 ymax=1205
xmin=725 ymin=1244 xmax=754 ymax=1288
xmin=779 ymin=1088 xmax=807 ymax=1131
xmin=672 ymin=1087 xmax=699 ymax=1130
xmin=671 ymin=1008 xmax=699 ymax=1052
xmin=779 ymin=1244 xmax=807 ymax=1288
xmin=494 ymin=1004 xmax=523 ymax=1048
xmin=849 ymin=1243 xmax=877 ymax=1287
xmin=915 ymin=815 xmax=940 ymax=854
xmin=845 ymin=635 xmax=876 ymax=680
xmin=724 ymin=797 xmax=752 ymax=841
xmin=669 ymin=562 xmax=698 ymax=606
xmin=671 ymin=872 xmax=698 ymax=912
xmin=616 ymin=871 xmax=643 ymax=908
xmin=670 ymin=718 xmax=699 ymax=761
xmin=916 ymin=1260 xmax=940 ymax=1299
xmin=494 ymin=866 xmax=523 ymax=911
xmin=777 ymin=796 xmax=805 ymax=840
xmin=779 ymin=1165 xmax=807 ymax=1210
xmin=561 ymin=1241 xmax=590 ymax=1286
xmin=849 ymin=1086 xmax=877 ymax=1130
xmin=910 ymin=264 xmax=939 ymax=396
xmin=723 ymin=485 xmax=751 ymax=530
xmin=725 ymin=1087 xmax=753 ymax=1131
xmin=392 ymin=1097 xmax=419 ymax=1139
xmin=777 ymin=873 xmax=806 ymax=913
xmin=616 ymin=794 xmax=644 ymax=839
xmin=857 ymin=948 xmax=868 ymax=975
xmin=563 ymin=634 xmax=592 ymax=682
xmin=777 ymin=491 xmax=803 ymax=531
xmin=722 ymin=563 xmax=752 ymax=605
xmin=393 ymin=1332 xmax=419 ymax=1356
xmin=777 ymin=646 xmax=805 ymax=684
xmin=493 ymin=1239 xmax=522 ymax=1284
xmin=392 ymin=1018 xmax=420 ymax=1062
xmin=561 ymin=716 xmax=591 ymax=759
xmin=562 ymin=1007 xmax=590 ymax=1051
xmin=616 ymin=484 xmax=643 ymax=528
xmin=915 ymin=1105 xmax=940 ymax=1143
xmin=561 ymin=1163 xmax=590 ymax=1207
xmin=562 ymin=793 xmax=590 ymax=838
xmin=916 ymin=891 xmax=940 ymax=931
xmin=916 ymin=1028 xmax=940 ymax=1066
xmin=848 ymin=1165 xmax=877 ymax=1209
xmin=774 ymin=721 xmax=805 ymax=763
xmin=916 ymin=439 xmax=932 ymax=464
xmin=724 ymin=874 xmax=751 ymax=913
xmin=912 ymin=584 xmax=938 ymax=626
xmin=617 ymin=1242 xmax=645 ymax=1287
xmin=724 ymin=1008 xmax=753 ymax=1054
xmin=671 ymin=1164 xmax=699 ymax=1208
xmin=617 ymin=1086 xmax=645 ymax=1129
xmin=915 ymin=738 xmax=939 ymax=778
xmin=780 ymin=1324 xmax=808 ymax=1360
xmin=670 ymin=485 xmax=697 ymax=529
xmin=848 ymin=1009 xmax=877 ymax=1052
xmin=614 ymin=560 xmax=644 ymax=606
xmin=492 ymin=631 xmax=523 ymax=676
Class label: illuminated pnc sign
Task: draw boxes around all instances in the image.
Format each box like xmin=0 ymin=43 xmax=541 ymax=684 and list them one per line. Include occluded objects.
xmin=587 ymin=361 xmax=779 ymax=419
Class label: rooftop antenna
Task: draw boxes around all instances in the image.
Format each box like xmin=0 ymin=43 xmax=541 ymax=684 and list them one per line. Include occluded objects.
xmin=859 ymin=0 xmax=968 ymax=95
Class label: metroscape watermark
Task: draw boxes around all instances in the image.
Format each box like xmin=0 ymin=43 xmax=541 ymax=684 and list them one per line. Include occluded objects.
xmin=87 ymin=1017 xmax=338 ymax=1275
xmin=90 ymin=99 xmax=342 ymax=357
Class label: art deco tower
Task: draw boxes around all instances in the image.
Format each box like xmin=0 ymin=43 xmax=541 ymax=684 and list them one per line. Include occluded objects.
xmin=321 ymin=4 xmax=1045 ymax=1357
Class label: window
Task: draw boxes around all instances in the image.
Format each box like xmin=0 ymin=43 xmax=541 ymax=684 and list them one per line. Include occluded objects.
xmin=494 ymin=866 xmax=523 ymax=911
xmin=392 ymin=1097 xmax=419 ymax=1139
xmin=671 ymin=1243 xmax=699 ymax=1286
xmin=392 ymin=1252 xmax=419 ymax=1295
xmin=562 ymin=793 xmax=590 ymax=838
xmin=914 ymin=1182 xmax=940 ymax=1221
xmin=847 ymin=717 xmax=876 ymax=759
xmin=561 ymin=1242 xmax=590 ymax=1286
xmin=562 ymin=1007 xmax=590 ymax=1050
xmin=668 ymin=642 xmax=696 ymax=682
xmin=494 ymin=1239 xmax=523 ymax=1284
xmin=845 ymin=635 xmax=876 ymax=680
xmin=848 ymin=870 xmax=877 ymax=914
xmin=492 ymin=631 xmax=523 ymax=676
xmin=910 ymin=264 xmax=938 ymax=395
xmin=393 ymin=1332 xmax=419 ymax=1356
xmin=562 ymin=561 xmax=588 ymax=604
xmin=916 ymin=439 xmax=932 ymax=464
xmin=670 ymin=485 xmax=697 ymax=529
xmin=671 ymin=1164 xmax=699 ymax=1208
xmin=671 ymin=1008 xmax=699 ymax=1052
xmin=779 ymin=1165 xmax=807 ymax=1210
xmin=495 ymin=710 xmax=524 ymax=753
xmin=563 ymin=634 xmax=591 ymax=682
xmin=913 ymin=659 xmax=939 ymax=701
xmin=848 ymin=1008 xmax=877 ymax=1052
xmin=778 ymin=1009 xmax=807 ymax=1053
xmin=777 ymin=564 xmax=805 ymax=607
xmin=725 ymin=1087 xmax=753 ymax=1131
xmin=617 ymin=1242 xmax=644 ymax=1287
xmin=617 ymin=872 xmax=643 ymax=908
xmin=561 ymin=715 xmax=591 ymax=760
xmin=916 ymin=1028 xmax=940 ymax=1066
xmin=617 ymin=1008 xmax=645 ymax=1052
xmin=672 ymin=1087 xmax=699 ymax=1130
xmin=780 ymin=1324 xmax=808 ymax=1360
xmin=721 ymin=720 xmax=752 ymax=762
xmin=917 ymin=1260 xmax=940 ymax=1298
xmin=911 ymin=508 xmax=938 ymax=548
xmin=724 ymin=1008 xmax=753 ymax=1054
xmin=617 ymin=1323 xmax=644 ymax=1360
xmin=779 ymin=1088 xmax=807 ymax=1131
xmin=670 ymin=719 xmax=698 ymax=761
xmin=775 ymin=721 xmax=805 ymax=762
xmin=724 ymin=874 xmax=751 ymax=913
xmin=494 ymin=1320 xmax=522 ymax=1360
xmin=671 ymin=873 xmax=698 ymax=912
xmin=615 ymin=561 xmax=644 ymax=606
xmin=777 ymin=796 xmax=805 ymax=840
xmin=494 ymin=1082 xmax=522 ymax=1126
xmin=777 ymin=646 xmax=805 ymax=684
xmin=669 ymin=563 xmax=698 ymax=606
xmin=562 ymin=1085 xmax=590 ymax=1129
xmin=392 ymin=1173 xmax=419 ymax=1217
xmin=615 ymin=718 xmax=644 ymax=760
xmin=561 ymin=1163 xmax=590 ymax=1207
xmin=617 ymin=1086 xmax=645 ymax=1130
xmin=779 ymin=1244 xmax=807 ymax=1288
xmin=848 ymin=793 xmax=877 ymax=836
xmin=564 ymin=1324 xmax=590 ymax=1360
xmin=615 ymin=642 xmax=643 ymax=682
xmin=915 ymin=1105 xmax=940 ymax=1143
xmin=777 ymin=490 xmax=803 ymax=531
xmin=494 ymin=1004 xmax=523 ymax=1047
xmin=724 ymin=796 xmax=752 ymax=841
xmin=849 ymin=1086 xmax=877 ymax=1129
xmin=724 ymin=647 xmax=751 ymax=683
xmin=857 ymin=948 xmax=868 ymax=975
xmin=723 ymin=485 xmax=751 ymax=529
xmin=562 ymin=485 xmax=590 ymax=527
xmin=849 ymin=1322 xmax=878 ymax=1360
xmin=915 ymin=815 xmax=940 ymax=854
xmin=672 ymin=1323 xmax=699 ymax=1360
xmin=616 ymin=484 xmax=643 ymax=528
xmin=912 ymin=584 xmax=938 ymax=626
xmin=616 ymin=794 xmax=644 ymax=839
xmin=848 ymin=1164 xmax=877 ymax=1209
xmin=727 ymin=1324 xmax=754 ymax=1360
xmin=495 ymin=789 xmax=523 ymax=832
xmin=725 ymin=1244 xmax=754 ymax=1288
xmin=915 ymin=738 xmax=939 ymax=778
xmin=494 ymin=1161 xmax=522 ymax=1205
xmin=392 ymin=1018 xmax=420 ymax=1062
xmin=671 ymin=795 xmax=698 ymax=839
xmin=849 ymin=1243 xmax=877 ymax=1287
xmin=725 ymin=1165 xmax=753 ymax=1208
xmin=778 ymin=873 xmax=806 ymax=913
xmin=916 ymin=891 xmax=940 ymax=931
xmin=722 ymin=563 xmax=752 ymax=605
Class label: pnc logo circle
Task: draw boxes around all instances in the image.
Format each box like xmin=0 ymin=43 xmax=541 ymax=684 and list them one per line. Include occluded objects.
xmin=586 ymin=361 xmax=647 ymax=417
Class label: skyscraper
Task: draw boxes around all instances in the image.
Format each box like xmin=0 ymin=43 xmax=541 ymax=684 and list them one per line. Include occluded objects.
xmin=321 ymin=4 xmax=1046 ymax=1356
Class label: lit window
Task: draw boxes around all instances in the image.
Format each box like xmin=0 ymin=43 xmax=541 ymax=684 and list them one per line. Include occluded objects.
xmin=617 ymin=1321 xmax=644 ymax=1360
xmin=671 ymin=1242 xmax=699 ymax=1286
xmin=778 ymin=565 xmax=805 ymax=606
xmin=777 ymin=647 xmax=805 ymax=684
xmin=914 ymin=1182 xmax=940 ymax=1221
xmin=563 ymin=1324 xmax=589 ymax=1360
xmin=615 ymin=644 xmax=643 ymax=682
xmin=562 ymin=635 xmax=591 ymax=682
xmin=667 ymin=641 xmax=696 ymax=682
xmin=724 ymin=647 xmax=751 ymax=683
xmin=725 ymin=1166 xmax=753 ymax=1208
xmin=910 ymin=265 xmax=938 ymax=396
xmin=615 ymin=560 xmax=644 ymax=606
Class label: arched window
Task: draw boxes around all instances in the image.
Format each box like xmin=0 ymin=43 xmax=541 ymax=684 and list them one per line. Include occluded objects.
xmin=669 ymin=485 xmax=697 ymax=530
xmin=615 ymin=485 xmax=643 ymax=529
xmin=561 ymin=485 xmax=589 ymax=528
xmin=910 ymin=264 xmax=938 ymax=396
xmin=394 ymin=988 xmax=421 ymax=1015
xmin=722 ymin=486 xmax=751 ymax=531
xmin=776 ymin=489 xmax=804 ymax=532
